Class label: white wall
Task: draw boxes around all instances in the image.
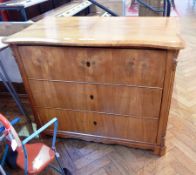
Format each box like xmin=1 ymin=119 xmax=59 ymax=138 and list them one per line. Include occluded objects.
xmin=0 ymin=47 xmax=22 ymax=83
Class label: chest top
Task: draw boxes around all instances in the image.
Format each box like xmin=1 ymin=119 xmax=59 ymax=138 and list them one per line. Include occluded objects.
xmin=4 ymin=17 xmax=184 ymax=50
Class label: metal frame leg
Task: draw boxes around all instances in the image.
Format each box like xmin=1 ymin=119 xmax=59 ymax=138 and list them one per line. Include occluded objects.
xmin=0 ymin=144 xmax=9 ymax=175
xmin=166 ymin=0 xmax=171 ymax=17
xmin=20 ymin=7 xmax=28 ymax=21
xmin=51 ymin=0 xmax=56 ymax=8
xmin=171 ymin=0 xmax=175 ymax=8
xmin=0 ymin=144 xmax=9 ymax=167
xmin=163 ymin=0 xmax=171 ymax=16
xmin=122 ymin=0 xmax=126 ymax=16
xmin=0 ymin=59 xmax=33 ymax=132
xmin=163 ymin=0 xmax=167 ymax=16
xmin=88 ymin=0 xmax=118 ymax=16
xmin=48 ymin=164 xmax=64 ymax=174
xmin=0 ymin=165 xmax=6 ymax=175
xmin=55 ymin=155 xmax=65 ymax=174
xmin=55 ymin=155 xmax=72 ymax=175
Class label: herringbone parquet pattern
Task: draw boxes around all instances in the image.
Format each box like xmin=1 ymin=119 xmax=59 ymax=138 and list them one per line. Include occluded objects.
xmin=49 ymin=6 xmax=196 ymax=175
xmin=44 ymin=8 xmax=196 ymax=175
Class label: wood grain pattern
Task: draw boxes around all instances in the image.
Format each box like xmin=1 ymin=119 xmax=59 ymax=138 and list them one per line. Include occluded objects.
xmin=3 ymin=17 xmax=185 ymax=49
xmin=28 ymin=80 xmax=162 ymax=117
xmin=4 ymin=1 xmax=196 ymax=174
xmin=0 ymin=22 xmax=32 ymax=36
xmin=7 ymin=17 xmax=184 ymax=155
xmin=19 ymin=46 xmax=166 ymax=87
xmin=11 ymin=45 xmax=43 ymax=128
xmin=36 ymin=108 xmax=159 ymax=144
xmin=156 ymin=50 xmax=179 ymax=155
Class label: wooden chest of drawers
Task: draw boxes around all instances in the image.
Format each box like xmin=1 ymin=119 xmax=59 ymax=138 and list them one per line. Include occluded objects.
xmin=4 ymin=17 xmax=184 ymax=155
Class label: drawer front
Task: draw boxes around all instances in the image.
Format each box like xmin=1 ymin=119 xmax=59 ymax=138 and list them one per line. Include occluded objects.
xmin=19 ymin=46 xmax=166 ymax=87
xmin=29 ymin=80 xmax=162 ymax=118
xmin=36 ymin=108 xmax=158 ymax=144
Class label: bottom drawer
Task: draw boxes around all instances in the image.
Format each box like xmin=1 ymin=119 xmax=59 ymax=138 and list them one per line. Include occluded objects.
xmin=36 ymin=108 xmax=158 ymax=144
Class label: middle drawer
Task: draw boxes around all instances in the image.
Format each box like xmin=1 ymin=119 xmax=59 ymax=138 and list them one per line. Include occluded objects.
xmin=29 ymin=80 xmax=162 ymax=118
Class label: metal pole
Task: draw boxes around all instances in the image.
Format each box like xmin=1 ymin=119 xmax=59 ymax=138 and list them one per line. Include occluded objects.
xmin=0 ymin=59 xmax=33 ymax=133
xmin=0 ymin=60 xmax=31 ymax=124
xmin=20 ymin=7 xmax=28 ymax=21
xmin=88 ymin=0 xmax=118 ymax=16
xmin=0 ymin=72 xmax=26 ymax=116
xmin=137 ymin=0 xmax=164 ymax=13
xmin=0 ymin=165 xmax=6 ymax=175
xmin=122 ymin=0 xmax=126 ymax=16
xmin=166 ymin=0 xmax=171 ymax=16
xmin=163 ymin=0 xmax=167 ymax=16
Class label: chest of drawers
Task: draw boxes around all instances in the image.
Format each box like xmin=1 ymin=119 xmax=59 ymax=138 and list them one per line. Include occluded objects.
xmin=4 ymin=17 xmax=184 ymax=155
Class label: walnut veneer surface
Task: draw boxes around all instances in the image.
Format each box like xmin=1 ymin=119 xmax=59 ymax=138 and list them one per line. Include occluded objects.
xmin=4 ymin=17 xmax=184 ymax=155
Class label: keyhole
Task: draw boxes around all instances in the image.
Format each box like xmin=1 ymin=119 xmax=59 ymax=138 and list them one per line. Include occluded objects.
xmin=86 ymin=61 xmax=91 ymax=67
xmin=90 ymin=95 xmax=94 ymax=100
xmin=93 ymin=121 xmax=97 ymax=126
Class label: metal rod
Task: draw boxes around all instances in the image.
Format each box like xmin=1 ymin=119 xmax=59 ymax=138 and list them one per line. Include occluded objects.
xmin=0 ymin=118 xmax=20 ymax=172
xmin=163 ymin=0 xmax=167 ymax=16
xmin=0 ymin=60 xmax=32 ymax=124
xmin=0 ymin=73 xmax=33 ymax=133
xmin=20 ymin=7 xmax=28 ymax=21
xmin=48 ymin=164 xmax=64 ymax=175
xmin=0 ymin=60 xmax=19 ymax=99
xmin=0 ymin=72 xmax=26 ymax=117
xmin=171 ymin=0 xmax=175 ymax=8
xmin=22 ymin=144 xmax=28 ymax=175
xmin=22 ymin=118 xmax=58 ymax=145
xmin=0 ymin=165 xmax=6 ymax=175
xmin=137 ymin=0 xmax=164 ymax=13
xmin=166 ymin=0 xmax=171 ymax=16
xmin=137 ymin=0 xmax=171 ymax=16
xmin=55 ymin=155 xmax=65 ymax=175
xmin=88 ymin=0 xmax=118 ymax=16
xmin=52 ymin=119 xmax=58 ymax=149
xmin=122 ymin=0 xmax=126 ymax=16
xmin=0 ymin=72 xmax=34 ymax=132
xmin=0 ymin=117 xmax=20 ymax=133
xmin=0 ymin=144 xmax=9 ymax=167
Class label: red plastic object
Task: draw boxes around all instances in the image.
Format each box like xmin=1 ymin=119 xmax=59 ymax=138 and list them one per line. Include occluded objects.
xmin=0 ymin=0 xmax=9 ymax=21
xmin=0 ymin=113 xmax=11 ymax=130
xmin=0 ymin=114 xmax=58 ymax=174
xmin=16 ymin=143 xmax=55 ymax=174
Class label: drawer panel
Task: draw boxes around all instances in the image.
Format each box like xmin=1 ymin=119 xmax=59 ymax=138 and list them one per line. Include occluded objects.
xmin=36 ymin=108 xmax=158 ymax=144
xmin=19 ymin=46 xmax=166 ymax=87
xmin=29 ymin=80 xmax=162 ymax=118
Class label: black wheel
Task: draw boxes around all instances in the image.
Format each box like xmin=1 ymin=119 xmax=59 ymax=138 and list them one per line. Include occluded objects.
xmin=63 ymin=168 xmax=72 ymax=175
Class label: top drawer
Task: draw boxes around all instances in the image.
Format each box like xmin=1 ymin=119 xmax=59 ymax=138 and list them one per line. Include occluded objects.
xmin=18 ymin=46 xmax=166 ymax=87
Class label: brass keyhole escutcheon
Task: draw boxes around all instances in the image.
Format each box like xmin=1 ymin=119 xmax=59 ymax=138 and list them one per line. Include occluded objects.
xmin=93 ymin=121 xmax=97 ymax=126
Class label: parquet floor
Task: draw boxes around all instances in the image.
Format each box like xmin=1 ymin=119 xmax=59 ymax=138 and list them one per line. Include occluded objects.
xmin=1 ymin=1 xmax=196 ymax=175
